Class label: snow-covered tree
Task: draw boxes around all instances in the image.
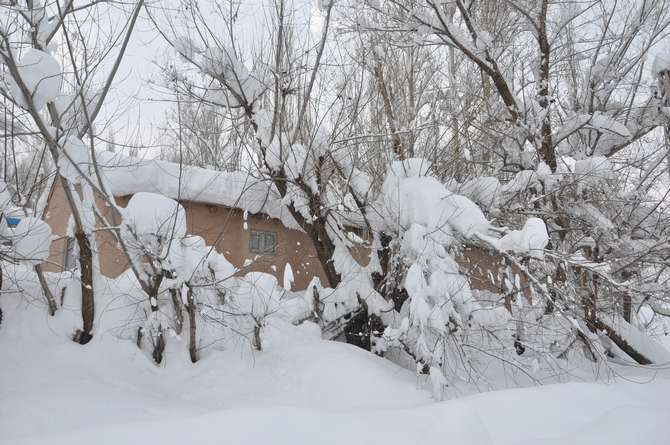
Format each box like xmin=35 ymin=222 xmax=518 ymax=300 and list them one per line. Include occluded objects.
xmin=0 ymin=0 xmax=145 ymax=341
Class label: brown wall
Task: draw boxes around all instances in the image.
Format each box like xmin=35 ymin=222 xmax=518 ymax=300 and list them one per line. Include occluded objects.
xmin=42 ymin=178 xmax=70 ymax=273
xmin=181 ymin=201 xmax=329 ymax=290
xmin=457 ymin=246 xmax=532 ymax=306
xmin=42 ymin=180 xmax=331 ymax=290
xmin=43 ymin=179 xmax=130 ymax=278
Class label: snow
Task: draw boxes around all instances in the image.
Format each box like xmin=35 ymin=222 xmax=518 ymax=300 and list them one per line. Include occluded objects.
xmin=458 ymin=176 xmax=501 ymax=209
xmin=174 ymin=36 xmax=201 ymax=61
xmin=380 ymin=160 xmax=490 ymax=240
xmin=375 ymin=159 xmax=560 ymax=390
xmin=207 ymin=248 xmax=237 ymax=279
xmin=169 ymin=235 xmax=235 ymax=282
xmin=96 ymin=151 xmax=302 ymax=230
xmin=588 ymin=112 xmax=632 ymax=138
xmin=54 ymin=90 xmax=102 ymax=134
xmin=569 ymin=202 xmax=615 ymax=231
xmin=651 ymin=48 xmax=670 ymax=75
xmin=602 ymin=315 xmax=670 ymax=365
xmin=228 ymin=271 xmax=284 ymax=317
xmin=441 ymin=192 xmax=492 ymax=238
xmin=198 ymin=46 xmax=265 ymax=105
xmin=123 ymin=192 xmax=187 ymax=240
xmin=58 ymin=136 xmax=91 ymax=182
xmin=1 ymin=289 xmax=669 ymax=445
xmin=283 ymin=262 xmax=294 ymax=291
xmin=498 ymin=217 xmax=549 ymax=259
xmin=389 ymin=157 xmax=432 ymax=177
xmin=0 ymin=181 xmax=14 ymax=211
xmin=501 ymin=169 xmax=540 ymax=195
xmin=574 ymin=156 xmax=612 ymax=179
xmin=1 ymin=216 xmax=52 ymax=264
xmin=4 ymin=48 xmax=62 ymax=110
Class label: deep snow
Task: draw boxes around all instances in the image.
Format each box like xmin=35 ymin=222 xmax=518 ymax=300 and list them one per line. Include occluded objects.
xmin=1 ymin=292 xmax=669 ymax=445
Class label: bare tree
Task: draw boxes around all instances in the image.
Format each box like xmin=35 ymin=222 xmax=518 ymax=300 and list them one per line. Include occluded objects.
xmin=0 ymin=0 xmax=144 ymax=342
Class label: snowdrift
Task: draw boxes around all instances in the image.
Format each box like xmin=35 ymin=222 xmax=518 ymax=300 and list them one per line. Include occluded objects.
xmin=1 ymin=284 xmax=669 ymax=445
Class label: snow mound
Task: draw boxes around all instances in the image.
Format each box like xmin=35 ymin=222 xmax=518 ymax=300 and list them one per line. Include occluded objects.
xmin=1 ymin=217 xmax=52 ymax=264
xmin=1 ymin=296 xmax=669 ymax=445
xmin=1 ymin=271 xmax=669 ymax=445
xmin=574 ymin=156 xmax=612 ymax=179
xmin=498 ymin=217 xmax=549 ymax=259
xmin=458 ymin=176 xmax=501 ymax=209
xmin=123 ymin=192 xmax=187 ymax=240
xmin=604 ymin=315 xmax=670 ymax=365
xmin=380 ymin=165 xmax=490 ymax=240
xmin=5 ymin=49 xmax=61 ymax=110
xmin=97 ymin=152 xmax=301 ymax=230
xmin=389 ymin=157 xmax=432 ymax=177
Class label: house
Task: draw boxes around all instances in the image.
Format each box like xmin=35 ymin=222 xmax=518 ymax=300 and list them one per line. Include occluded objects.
xmin=41 ymin=153 xmax=524 ymax=296
xmin=42 ymin=154 xmax=339 ymax=290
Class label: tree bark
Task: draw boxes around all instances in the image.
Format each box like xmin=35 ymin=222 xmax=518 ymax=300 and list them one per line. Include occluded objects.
xmin=373 ymin=62 xmax=404 ymax=160
xmin=146 ymin=275 xmax=165 ymax=364
xmin=305 ymin=220 xmax=341 ymax=289
xmin=170 ymin=287 xmax=184 ymax=335
xmin=372 ymin=232 xmax=408 ymax=311
xmin=151 ymin=323 xmax=165 ymax=364
xmin=253 ymin=322 xmax=262 ymax=352
xmin=186 ymin=287 xmax=197 ymax=363
xmin=622 ymin=293 xmax=632 ymax=323
xmin=35 ymin=264 xmax=57 ymax=316
xmin=537 ymin=0 xmax=556 ymax=171
xmin=311 ymin=284 xmax=323 ymax=325
xmin=74 ymin=229 xmax=94 ymax=344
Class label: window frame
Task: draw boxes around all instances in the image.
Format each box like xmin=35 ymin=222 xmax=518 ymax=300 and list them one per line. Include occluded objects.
xmin=249 ymin=230 xmax=277 ymax=255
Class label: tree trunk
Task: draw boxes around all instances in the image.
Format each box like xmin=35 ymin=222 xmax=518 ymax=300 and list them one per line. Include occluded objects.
xmin=170 ymin=287 xmax=184 ymax=335
xmin=373 ymin=62 xmax=404 ymax=160
xmin=304 ymin=218 xmax=341 ymax=288
xmin=372 ymin=232 xmax=408 ymax=311
xmin=35 ymin=264 xmax=57 ymax=316
xmin=139 ymin=273 xmax=167 ymax=364
xmin=582 ymin=289 xmax=598 ymax=333
xmin=580 ymin=247 xmax=598 ymax=334
xmin=536 ymin=0 xmax=556 ymax=171
xmin=149 ymin=281 xmax=165 ymax=364
xmin=186 ymin=287 xmax=197 ymax=363
xmin=312 ymin=284 xmax=323 ymax=325
xmin=269 ymin=169 xmax=341 ymax=289
xmin=622 ymin=293 xmax=632 ymax=323
xmin=74 ymin=229 xmax=94 ymax=344
xmin=151 ymin=322 xmax=165 ymax=364
xmin=253 ymin=322 xmax=262 ymax=352
xmin=594 ymin=317 xmax=652 ymax=365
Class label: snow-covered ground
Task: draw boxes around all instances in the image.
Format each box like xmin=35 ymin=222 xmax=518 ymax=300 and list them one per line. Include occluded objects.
xmin=1 ymin=292 xmax=669 ymax=445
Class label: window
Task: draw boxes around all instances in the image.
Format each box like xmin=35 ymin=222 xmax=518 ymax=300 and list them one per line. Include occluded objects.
xmin=249 ymin=230 xmax=276 ymax=255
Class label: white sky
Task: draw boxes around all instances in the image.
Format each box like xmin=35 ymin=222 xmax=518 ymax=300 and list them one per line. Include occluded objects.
xmin=97 ymin=7 xmax=172 ymax=157
xmin=96 ymin=0 xmax=321 ymax=159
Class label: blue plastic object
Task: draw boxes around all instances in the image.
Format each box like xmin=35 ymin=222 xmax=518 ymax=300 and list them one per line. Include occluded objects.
xmin=6 ymin=217 xmax=20 ymax=228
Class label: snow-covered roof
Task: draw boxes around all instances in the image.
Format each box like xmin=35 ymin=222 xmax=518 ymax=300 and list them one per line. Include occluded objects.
xmin=95 ymin=152 xmax=302 ymax=230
